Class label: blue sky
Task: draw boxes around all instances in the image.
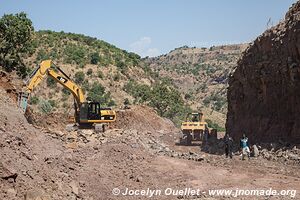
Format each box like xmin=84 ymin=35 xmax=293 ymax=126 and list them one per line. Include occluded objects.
xmin=0 ymin=0 xmax=297 ymax=57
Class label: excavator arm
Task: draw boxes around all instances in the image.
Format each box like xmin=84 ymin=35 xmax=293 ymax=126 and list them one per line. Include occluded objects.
xmin=18 ymin=59 xmax=116 ymax=127
xmin=19 ymin=60 xmax=84 ymax=112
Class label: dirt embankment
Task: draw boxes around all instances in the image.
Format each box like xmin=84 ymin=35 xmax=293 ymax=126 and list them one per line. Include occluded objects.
xmin=113 ymin=105 xmax=177 ymax=133
xmin=227 ymin=1 xmax=300 ymax=143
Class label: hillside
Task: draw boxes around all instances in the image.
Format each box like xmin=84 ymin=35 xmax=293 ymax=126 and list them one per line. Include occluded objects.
xmin=24 ymin=30 xmax=150 ymax=109
xmin=144 ymin=44 xmax=247 ymax=128
xmin=18 ymin=30 xmax=237 ymax=128
xmin=15 ymin=30 xmax=189 ymax=125
xmin=227 ymin=1 xmax=300 ymax=143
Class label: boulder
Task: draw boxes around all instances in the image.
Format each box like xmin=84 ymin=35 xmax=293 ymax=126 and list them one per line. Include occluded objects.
xmin=253 ymin=145 xmax=259 ymax=157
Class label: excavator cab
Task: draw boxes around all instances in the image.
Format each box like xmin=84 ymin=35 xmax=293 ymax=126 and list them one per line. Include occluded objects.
xmin=186 ymin=113 xmax=203 ymax=122
xmin=78 ymin=102 xmax=115 ymax=122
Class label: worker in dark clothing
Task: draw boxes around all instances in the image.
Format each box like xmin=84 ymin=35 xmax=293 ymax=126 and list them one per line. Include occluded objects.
xmin=224 ymin=134 xmax=233 ymax=158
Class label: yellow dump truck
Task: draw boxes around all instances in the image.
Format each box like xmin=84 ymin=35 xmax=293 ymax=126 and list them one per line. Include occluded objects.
xmin=179 ymin=112 xmax=210 ymax=145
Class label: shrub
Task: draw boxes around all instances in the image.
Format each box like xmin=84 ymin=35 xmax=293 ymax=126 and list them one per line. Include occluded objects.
xmin=184 ymin=93 xmax=192 ymax=100
xmin=205 ymin=119 xmax=225 ymax=132
xmin=30 ymin=96 xmax=39 ymax=105
xmin=82 ymin=80 xmax=90 ymax=92
xmin=62 ymin=88 xmax=71 ymax=95
xmin=36 ymin=49 xmax=49 ymax=61
xmin=87 ymin=83 xmax=105 ymax=101
xmin=123 ymin=81 xmax=151 ymax=103
xmin=97 ymin=70 xmax=104 ymax=79
xmin=116 ymin=60 xmax=126 ymax=70
xmin=124 ymin=98 xmax=130 ymax=105
xmin=113 ymin=73 xmax=120 ymax=81
xmin=39 ymin=100 xmax=52 ymax=114
xmin=107 ymin=99 xmax=116 ymax=107
xmin=90 ymin=52 xmax=100 ymax=64
xmin=74 ymin=71 xmax=85 ymax=84
xmin=48 ymin=99 xmax=57 ymax=107
xmin=46 ymin=77 xmax=56 ymax=88
xmin=87 ymin=68 xmax=93 ymax=76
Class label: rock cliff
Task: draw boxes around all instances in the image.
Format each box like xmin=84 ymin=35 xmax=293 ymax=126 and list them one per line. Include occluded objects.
xmin=227 ymin=1 xmax=300 ymax=143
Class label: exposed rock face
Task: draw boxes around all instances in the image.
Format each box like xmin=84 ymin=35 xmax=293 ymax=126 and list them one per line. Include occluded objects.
xmin=227 ymin=1 xmax=300 ymax=143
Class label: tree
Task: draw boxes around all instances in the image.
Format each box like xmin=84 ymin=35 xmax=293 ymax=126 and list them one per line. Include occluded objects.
xmin=149 ymin=84 xmax=184 ymax=118
xmin=90 ymin=52 xmax=100 ymax=64
xmin=74 ymin=71 xmax=85 ymax=84
xmin=0 ymin=12 xmax=34 ymax=77
xmin=87 ymin=83 xmax=115 ymax=106
xmin=87 ymin=83 xmax=105 ymax=102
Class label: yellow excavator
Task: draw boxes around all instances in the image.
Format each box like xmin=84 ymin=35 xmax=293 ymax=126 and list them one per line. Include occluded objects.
xmin=18 ymin=60 xmax=116 ymax=131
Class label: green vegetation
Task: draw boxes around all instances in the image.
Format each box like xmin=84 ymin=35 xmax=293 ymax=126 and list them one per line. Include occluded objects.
xmin=39 ymin=99 xmax=53 ymax=114
xmin=113 ymin=73 xmax=121 ymax=81
xmin=48 ymin=99 xmax=57 ymax=108
xmin=86 ymin=68 xmax=93 ymax=76
xmin=64 ymin=43 xmax=87 ymax=66
xmin=123 ymin=80 xmax=152 ymax=103
xmin=124 ymin=80 xmax=191 ymax=124
xmin=46 ymin=77 xmax=56 ymax=88
xmin=205 ymin=119 xmax=225 ymax=132
xmin=124 ymin=98 xmax=130 ymax=105
xmin=97 ymin=70 xmax=104 ymax=79
xmin=203 ymin=93 xmax=226 ymax=111
xmin=74 ymin=71 xmax=85 ymax=84
xmin=90 ymin=52 xmax=100 ymax=64
xmin=62 ymin=88 xmax=71 ymax=95
xmin=0 ymin=12 xmax=34 ymax=77
xmin=30 ymin=96 xmax=39 ymax=105
xmin=36 ymin=49 xmax=49 ymax=61
xmin=32 ymin=30 xmax=141 ymax=70
xmin=87 ymin=82 xmax=115 ymax=107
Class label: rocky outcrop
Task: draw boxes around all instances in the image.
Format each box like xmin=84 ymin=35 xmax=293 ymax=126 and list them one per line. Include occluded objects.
xmin=227 ymin=1 xmax=300 ymax=143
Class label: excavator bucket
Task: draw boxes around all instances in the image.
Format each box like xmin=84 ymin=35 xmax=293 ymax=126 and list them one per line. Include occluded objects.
xmin=18 ymin=92 xmax=29 ymax=112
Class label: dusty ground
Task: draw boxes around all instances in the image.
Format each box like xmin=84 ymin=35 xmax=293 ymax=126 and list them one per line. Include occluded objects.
xmin=0 ymin=72 xmax=299 ymax=200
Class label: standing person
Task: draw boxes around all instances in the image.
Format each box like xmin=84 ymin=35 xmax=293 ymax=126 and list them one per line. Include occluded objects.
xmin=224 ymin=134 xmax=233 ymax=158
xmin=240 ymin=134 xmax=250 ymax=160
xmin=203 ymin=128 xmax=209 ymax=143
